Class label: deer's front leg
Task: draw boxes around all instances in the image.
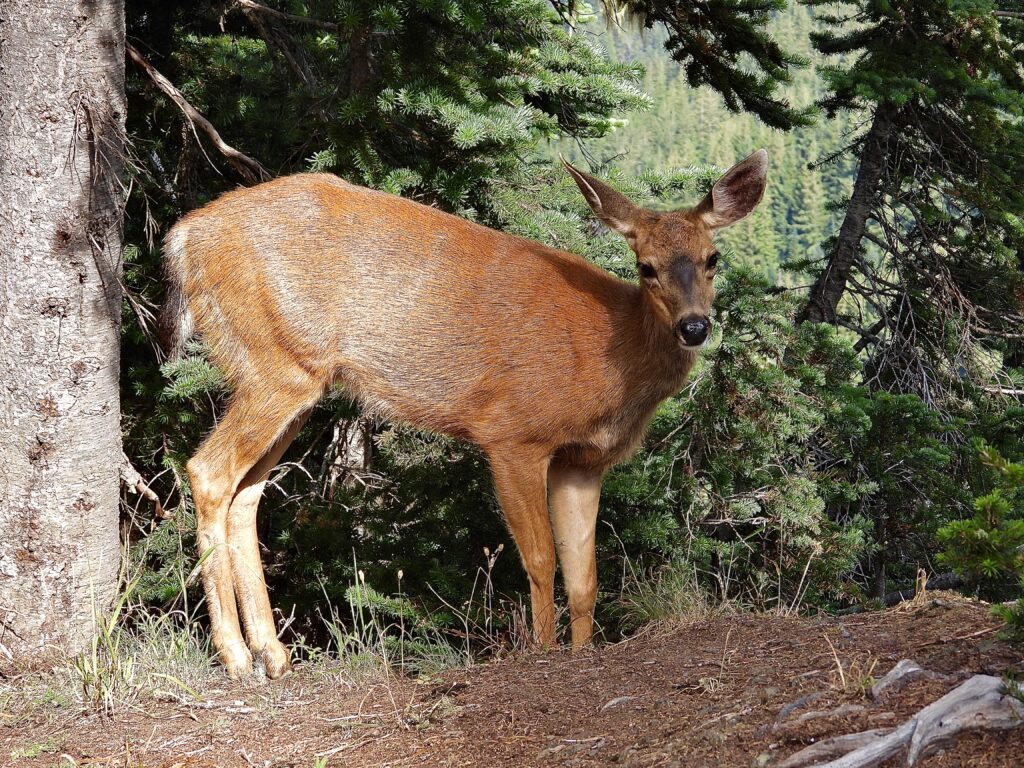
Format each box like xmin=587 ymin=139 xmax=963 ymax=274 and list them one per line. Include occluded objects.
xmin=488 ymin=448 xmax=556 ymax=647
xmin=548 ymin=462 xmax=603 ymax=648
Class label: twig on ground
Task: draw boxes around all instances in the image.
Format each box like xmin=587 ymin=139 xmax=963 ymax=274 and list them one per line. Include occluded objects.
xmin=778 ymin=729 xmax=896 ymax=768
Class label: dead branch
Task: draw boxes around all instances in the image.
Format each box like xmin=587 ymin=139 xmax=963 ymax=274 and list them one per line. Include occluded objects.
xmin=125 ymin=43 xmax=268 ymax=183
xmin=983 ymin=386 xmax=1024 ymax=397
xmin=231 ymin=0 xmax=340 ymax=31
xmin=119 ymin=451 xmax=169 ymax=519
xmin=235 ymin=3 xmax=318 ymax=86
xmin=836 ymin=573 xmax=964 ymax=615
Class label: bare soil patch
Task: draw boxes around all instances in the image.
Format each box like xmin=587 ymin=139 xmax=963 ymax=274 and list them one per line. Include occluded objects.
xmin=3 ymin=597 xmax=1022 ymax=767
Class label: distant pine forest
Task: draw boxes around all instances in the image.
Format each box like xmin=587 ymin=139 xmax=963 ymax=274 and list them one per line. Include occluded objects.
xmin=555 ymin=4 xmax=858 ymax=282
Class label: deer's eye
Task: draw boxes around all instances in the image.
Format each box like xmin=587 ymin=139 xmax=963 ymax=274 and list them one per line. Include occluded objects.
xmin=707 ymin=252 xmax=720 ymax=271
xmin=638 ymin=262 xmax=656 ymax=279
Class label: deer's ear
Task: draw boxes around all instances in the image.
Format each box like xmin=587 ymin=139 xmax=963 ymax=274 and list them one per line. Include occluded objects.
xmin=561 ymin=155 xmax=641 ymax=243
xmin=697 ymin=149 xmax=769 ymax=230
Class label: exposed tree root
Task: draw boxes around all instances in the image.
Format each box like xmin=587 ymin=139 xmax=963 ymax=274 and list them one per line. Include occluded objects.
xmin=772 ymin=704 xmax=868 ymax=739
xmin=777 ymin=729 xmax=895 ymax=768
xmin=870 ymin=658 xmax=952 ymax=701
xmin=779 ymin=673 xmax=1024 ymax=768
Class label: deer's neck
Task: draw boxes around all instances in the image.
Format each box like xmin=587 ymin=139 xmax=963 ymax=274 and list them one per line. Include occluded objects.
xmin=619 ymin=287 xmax=698 ymax=410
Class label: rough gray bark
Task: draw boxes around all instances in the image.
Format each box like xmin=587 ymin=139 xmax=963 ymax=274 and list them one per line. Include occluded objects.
xmin=798 ymin=105 xmax=895 ymax=325
xmin=0 ymin=0 xmax=126 ymax=663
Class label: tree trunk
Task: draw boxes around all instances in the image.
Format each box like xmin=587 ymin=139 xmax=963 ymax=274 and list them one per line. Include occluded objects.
xmin=0 ymin=0 xmax=126 ymax=664
xmin=798 ymin=105 xmax=895 ymax=325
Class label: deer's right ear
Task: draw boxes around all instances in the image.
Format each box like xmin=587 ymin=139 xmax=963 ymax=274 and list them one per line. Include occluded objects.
xmin=561 ymin=155 xmax=641 ymax=244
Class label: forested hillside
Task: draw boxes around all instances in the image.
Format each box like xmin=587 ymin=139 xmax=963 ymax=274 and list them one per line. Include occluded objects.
xmin=556 ymin=4 xmax=858 ymax=279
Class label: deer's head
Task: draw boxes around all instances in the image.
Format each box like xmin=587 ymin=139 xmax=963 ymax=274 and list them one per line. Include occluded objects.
xmin=564 ymin=150 xmax=768 ymax=349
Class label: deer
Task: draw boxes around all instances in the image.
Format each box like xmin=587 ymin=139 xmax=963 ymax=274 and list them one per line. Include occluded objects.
xmin=159 ymin=150 xmax=768 ymax=679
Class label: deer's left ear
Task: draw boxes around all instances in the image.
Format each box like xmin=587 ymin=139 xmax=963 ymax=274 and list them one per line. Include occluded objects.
xmin=561 ymin=155 xmax=642 ymax=245
xmin=696 ymin=149 xmax=769 ymax=230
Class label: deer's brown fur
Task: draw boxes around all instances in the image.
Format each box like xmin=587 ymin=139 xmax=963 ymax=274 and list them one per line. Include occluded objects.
xmin=161 ymin=151 xmax=768 ymax=678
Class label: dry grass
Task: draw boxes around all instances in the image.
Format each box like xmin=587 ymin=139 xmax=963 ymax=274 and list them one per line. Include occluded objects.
xmin=614 ymin=557 xmax=722 ymax=631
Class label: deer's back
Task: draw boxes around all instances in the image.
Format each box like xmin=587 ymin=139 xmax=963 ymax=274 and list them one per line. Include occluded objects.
xmin=171 ymin=173 xmax=663 ymax=451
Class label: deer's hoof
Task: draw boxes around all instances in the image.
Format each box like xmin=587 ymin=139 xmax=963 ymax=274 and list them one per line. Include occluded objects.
xmin=221 ymin=644 xmax=254 ymax=679
xmin=257 ymin=639 xmax=292 ymax=680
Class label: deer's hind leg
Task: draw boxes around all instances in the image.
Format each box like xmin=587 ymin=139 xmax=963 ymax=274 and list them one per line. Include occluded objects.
xmin=226 ymin=413 xmax=310 ymax=679
xmin=188 ymin=374 xmax=321 ymax=678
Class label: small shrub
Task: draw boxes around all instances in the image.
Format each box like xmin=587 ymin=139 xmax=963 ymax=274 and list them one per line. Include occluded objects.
xmin=938 ymin=444 xmax=1024 ymax=642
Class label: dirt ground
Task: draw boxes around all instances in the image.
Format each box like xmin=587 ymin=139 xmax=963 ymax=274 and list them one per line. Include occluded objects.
xmin=3 ymin=596 xmax=1022 ymax=768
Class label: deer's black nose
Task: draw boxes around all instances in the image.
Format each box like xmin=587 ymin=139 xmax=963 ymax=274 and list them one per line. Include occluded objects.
xmin=677 ymin=316 xmax=711 ymax=347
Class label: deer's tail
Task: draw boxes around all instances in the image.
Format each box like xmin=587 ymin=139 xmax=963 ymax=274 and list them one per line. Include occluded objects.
xmin=157 ymin=222 xmax=195 ymax=363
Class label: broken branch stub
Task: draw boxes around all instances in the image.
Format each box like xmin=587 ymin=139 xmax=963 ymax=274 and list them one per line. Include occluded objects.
xmin=125 ymin=43 xmax=268 ymax=184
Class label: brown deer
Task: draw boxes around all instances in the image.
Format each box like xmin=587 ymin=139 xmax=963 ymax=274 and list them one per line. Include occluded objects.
xmin=160 ymin=150 xmax=768 ymax=678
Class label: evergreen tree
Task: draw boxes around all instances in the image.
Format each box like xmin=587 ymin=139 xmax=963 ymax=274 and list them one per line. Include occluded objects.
xmin=938 ymin=444 xmax=1024 ymax=603
xmin=790 ymin=137 xmax=827 ymax=263
xmin=798 ymin=1 xmax=1024 ymax=392
xmin=792 ymin=0 xmax=1024 ymax=595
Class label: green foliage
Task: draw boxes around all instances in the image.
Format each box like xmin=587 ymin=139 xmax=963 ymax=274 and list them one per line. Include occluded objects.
xmin=596 ymin=0 xmax=814 ymax=129
xmin=773 ymin=0 xmax=1024 ymax=607
xmin=836 ymin=390 xmax=962 ymax=594
xmin=318 ymin=572 xmax=470 ymax=676
xmin=159 ymin=345 xmax=226 ymax=401
xmin=602 ymin=270 xmax=872 ymax=609
xmin=8 ymin=736 xmax=60 ymax=761
xmin=800 ymin=0 xmax=1024 ymax=400
xmin=938 ymin=446 xmax=1024 ymax=633
xmin=128 ymin=0 xmax=649 ymax=217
